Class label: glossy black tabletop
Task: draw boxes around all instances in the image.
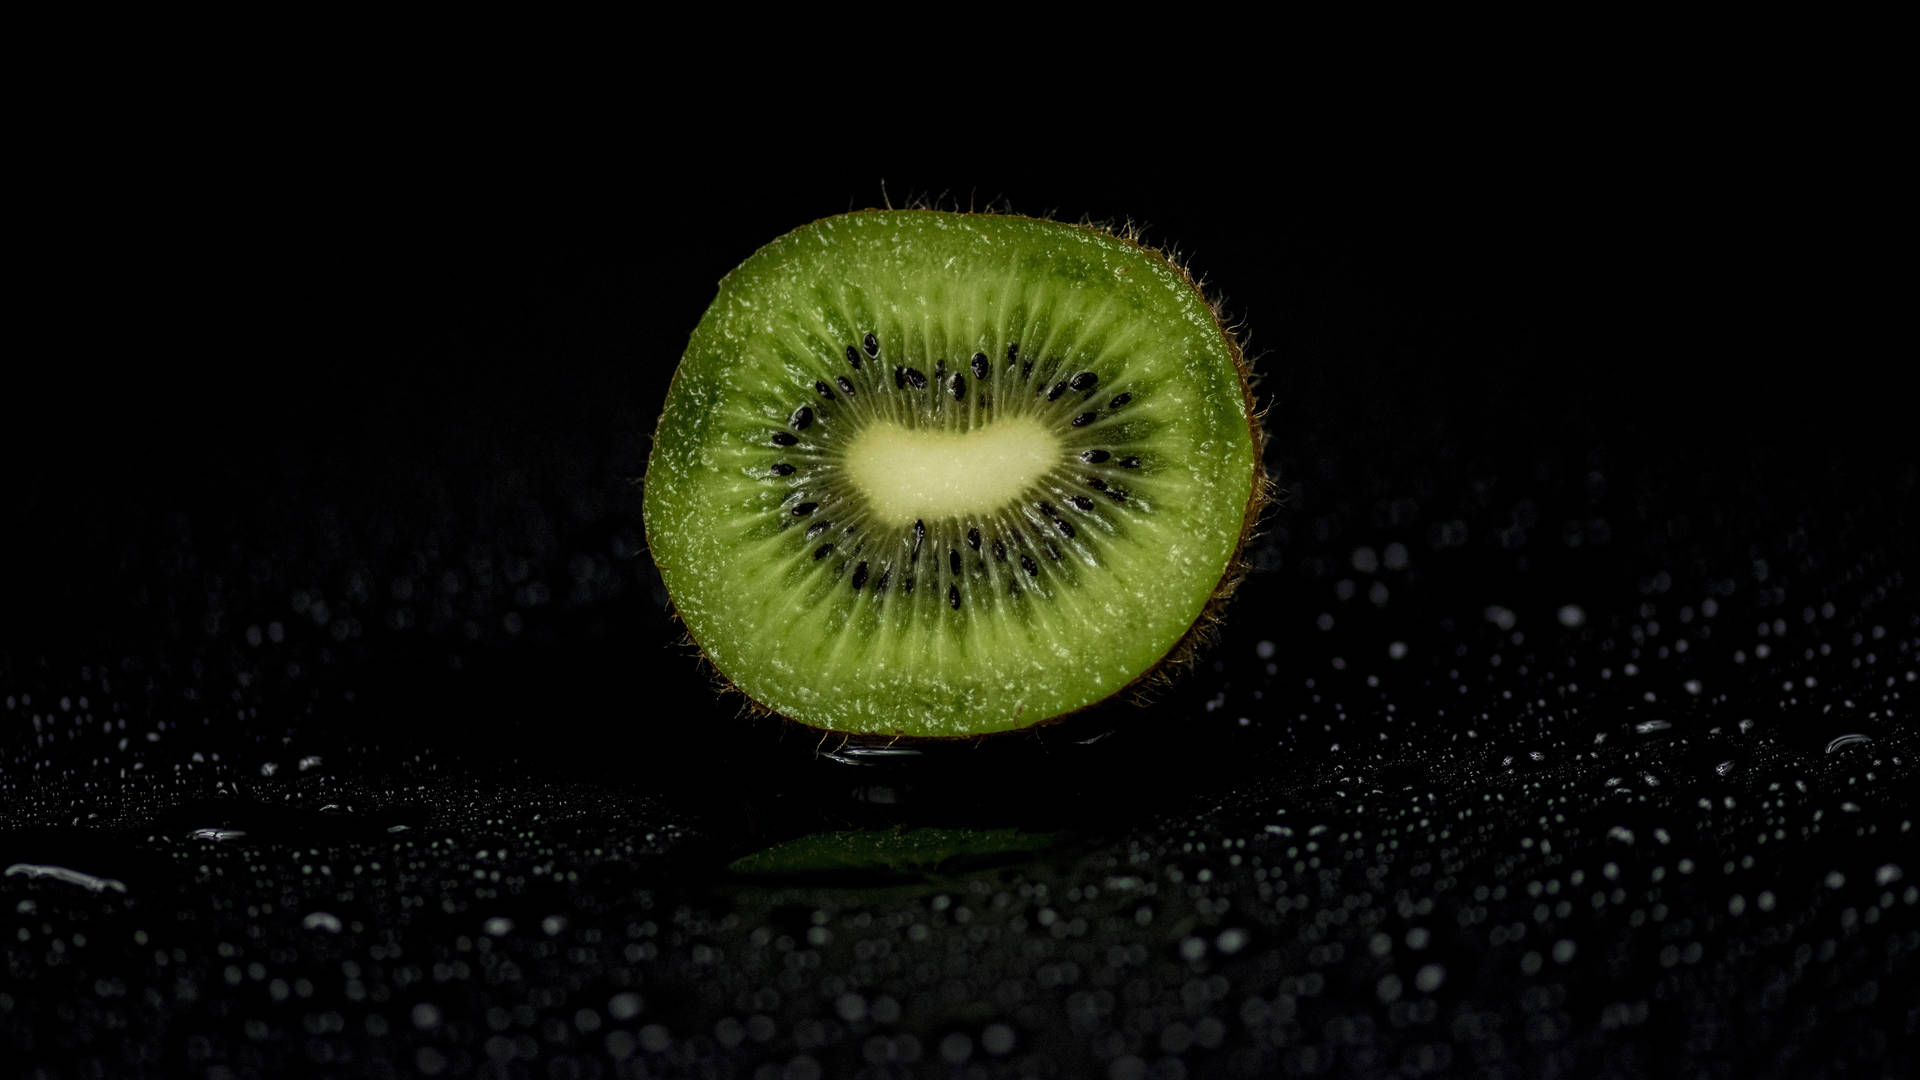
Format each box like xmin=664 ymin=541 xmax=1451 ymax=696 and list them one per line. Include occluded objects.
xmin=5 ymin=140 xmax=1912 ymax=1078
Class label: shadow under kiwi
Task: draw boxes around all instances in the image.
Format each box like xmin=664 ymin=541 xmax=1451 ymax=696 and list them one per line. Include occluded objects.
xmin=702 ymin=669 xmax=1273 ymax=873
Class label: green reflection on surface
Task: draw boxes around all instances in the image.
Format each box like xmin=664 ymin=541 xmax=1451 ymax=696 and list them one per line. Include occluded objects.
xmin=728 ymin=826 xmax=1060 ymax=878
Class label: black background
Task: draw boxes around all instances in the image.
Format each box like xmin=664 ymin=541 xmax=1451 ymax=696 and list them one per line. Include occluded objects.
xmin=12 ymin=128 xmax=1906 ymax=779
xmin=4 ymin=114 xmax=1914 ymax=1077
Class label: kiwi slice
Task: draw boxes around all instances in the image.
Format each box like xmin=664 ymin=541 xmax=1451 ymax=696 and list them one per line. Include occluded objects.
xmin=643 ymin=209 xmax=1263 ymax=739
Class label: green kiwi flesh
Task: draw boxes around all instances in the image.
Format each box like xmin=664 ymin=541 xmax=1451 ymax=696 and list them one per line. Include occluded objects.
xmin=643 ymin=210 xmax=1260 ymax=739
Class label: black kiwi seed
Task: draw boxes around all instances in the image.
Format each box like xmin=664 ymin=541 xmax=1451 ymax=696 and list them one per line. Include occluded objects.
xmin=935 ymin=358 xmax=946 ymax=381
xmin=971 ymin=353 xmax=988 ymax=379
xmin=902 ymin=575 xmax=915 ymax=594
xmin=1047 ymin=381 xmax=1068 ymax=401
xmin=1085 ymin=476 xmax=1107 ymax=491
xmin=772 ymin=431 xmax=798 ymax=446
xmin=1020 ymin=554 xmax=1038 ymax=576
xmin=894 ymin=367 xmax=907 ymax=389
xmin=790 ymin=406 xmax=813 ymax=430
xmin=793 ymin=501 xmax=818 ymax=516
xmin=948 ymin=373 xmax=965 ymax=401
xmin=1006 ymin=343 xmax=1019 ymax=365
xmin=1081 ymin=449 xmax=1109 ymax=463
xmin=1107 ymin=488 xmax=1128 ymax=502
xmin=863 ymin=333 xmax=879 ymax=357
xmin=770 ymin=463 xmax=794 ymax=476
xmin=1038 ymin=502 xmax=1058 ymax=518
xmin=991 ymin=539 xmax=1007 ymax=562
xmin=966 ymin=527 xmax=981 ymax=551
xmin=904 ymin=367 xmax=927 ymax=390
xmin=1021 ymin=359 xmax=1033 ymax=379
xmin=1072 ymin=412 xmax=1097 ymax=427
xmin=837 ymin=376 xmax=855 ymax=395
xmin=806 ymin=521 xmax=831 ymax=538
xmin=1070 ymin=371 xmax=1097 ymax=391
xmin=845 ymin=345 xmax=862 ymax=370
xmin=851 ymin=561 xmax=869 ymax=590
xmin=911 ymin=520 xmax=925 ymax=562
xmin=1070 ymin=495 xmax=1094 ymax=511
xmin=814 ymin=380 xmax=835 ymax=401
xmin=814 ymin=544 xmax=834 ymax=560
xmin=1109 ymin=392 xmax=1131 ymax=408
xmin=949 ymin=550 xmax=961 ymax=575
xmin=1054 ymin=518 xmax=1076 ymax=538
xmin=1118 ymin=456 xmax=1140 ymax=468
xmin=948 ymin=584 xmax=961 ymax=610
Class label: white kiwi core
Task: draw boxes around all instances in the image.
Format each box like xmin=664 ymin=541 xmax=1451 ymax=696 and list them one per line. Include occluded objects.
xmin=843 ymin=416 xmax=1062 ymax=527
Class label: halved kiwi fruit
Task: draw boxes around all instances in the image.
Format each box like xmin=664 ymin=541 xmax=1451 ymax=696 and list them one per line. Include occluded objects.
xmin=643 ymin=209 xmax=1264 ymax=739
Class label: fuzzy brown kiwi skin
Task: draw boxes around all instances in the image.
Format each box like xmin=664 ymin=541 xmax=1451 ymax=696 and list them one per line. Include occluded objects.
xmin=643 ymin=208 xmax=1273 ymax=751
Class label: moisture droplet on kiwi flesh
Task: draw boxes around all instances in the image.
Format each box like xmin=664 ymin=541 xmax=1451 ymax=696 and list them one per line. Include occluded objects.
xmin=643 ymin=210 xmax=1262 ymax=738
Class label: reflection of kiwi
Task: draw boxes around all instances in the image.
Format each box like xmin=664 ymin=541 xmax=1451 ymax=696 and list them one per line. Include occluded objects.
xmin=644 ymin=210 xmax=1265 ymax=739
xmin=727 ymin=826 xmax=1059 ymax=878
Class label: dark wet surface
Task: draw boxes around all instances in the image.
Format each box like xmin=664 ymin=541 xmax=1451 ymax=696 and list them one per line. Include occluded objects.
xmin=5 ymin=146 xmax=1913 ymax=1077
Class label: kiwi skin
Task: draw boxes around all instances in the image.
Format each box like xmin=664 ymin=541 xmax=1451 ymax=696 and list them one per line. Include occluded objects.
xmin=643 ymin=207 xmax=1272 ymax=747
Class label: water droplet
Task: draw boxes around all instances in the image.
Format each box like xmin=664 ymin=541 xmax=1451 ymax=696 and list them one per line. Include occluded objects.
xmin=3 ymin=863 xmax=126 ymax=894
xmin=188 ymin=828 xmax=246 ymax=842
xmin=980 ymin=1023 xmax=1016 ymax=1056
xmin=939 ymin=1033 xmax=973 ymax=1064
